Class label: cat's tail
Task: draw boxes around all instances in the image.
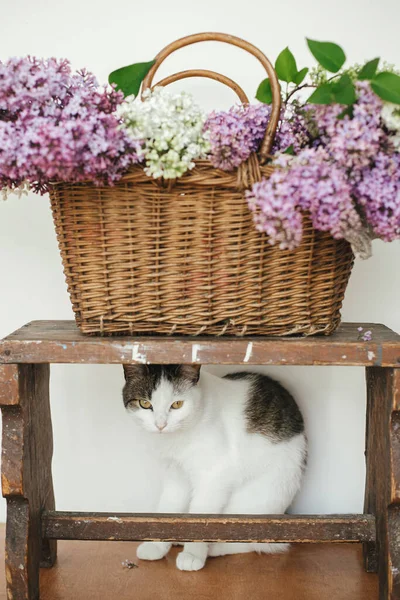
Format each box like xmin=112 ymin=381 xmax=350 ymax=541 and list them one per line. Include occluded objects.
xmin=208 ymin=542 xmax=289 ymax=557
xmin=253 ymin=542 xmax=289 ymax=554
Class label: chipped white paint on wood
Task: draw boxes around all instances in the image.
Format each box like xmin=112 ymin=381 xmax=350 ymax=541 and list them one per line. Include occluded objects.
xmin=191 ymin=344 xmax=201 ymax=363
xmin=243 ymin=342 xmax=253 ymax=363
xmin=107 ymin=516 xmax=123 ymax=524
xmin=368 ymin=351 xmax=376 ymax=361
xmin=130 ymin=344 xmax=147 ymax=364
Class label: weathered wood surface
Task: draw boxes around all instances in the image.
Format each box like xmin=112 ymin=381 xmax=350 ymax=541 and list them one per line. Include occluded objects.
xmin=0 ymin=364 xmax=19 ymax=406
xmin=1 ymin=321 xmax=400 ymax=366
xmin=1 ymin=364 xmax=56 ymax=600
xmin=364 ymin=368 xmax=400 ymax=599
xmin=42 ymin=512 xmax=376 ymax=543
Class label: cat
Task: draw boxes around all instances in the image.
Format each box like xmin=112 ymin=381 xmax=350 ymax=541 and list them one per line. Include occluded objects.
xmin=122 ymin=364 xmax=307 ymax=572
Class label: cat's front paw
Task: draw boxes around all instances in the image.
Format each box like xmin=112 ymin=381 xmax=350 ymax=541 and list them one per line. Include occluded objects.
xmin=137 ymin=542 xmax=171 ymax=561
xmin=176 ymin=551 xmax=206 ymax=571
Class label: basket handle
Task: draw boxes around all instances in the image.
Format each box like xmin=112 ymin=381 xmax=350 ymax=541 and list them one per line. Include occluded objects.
xmin=142 ymin=32 xmax=281 ymax=162
xmin=155 ymin=70 xmax=249 ymax=104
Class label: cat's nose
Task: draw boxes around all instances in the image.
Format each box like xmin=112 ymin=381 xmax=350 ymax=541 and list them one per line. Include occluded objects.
xmin=157 ymin=422 xmax=167 ymax=431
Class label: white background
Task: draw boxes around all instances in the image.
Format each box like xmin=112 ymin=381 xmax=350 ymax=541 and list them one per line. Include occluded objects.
xmin=0 ymin=0 xmax=399 ymax=521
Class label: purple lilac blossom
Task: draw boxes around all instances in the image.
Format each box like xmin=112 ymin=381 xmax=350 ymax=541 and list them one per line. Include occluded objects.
xmin=204 ymin=104 xmax=270 ymax=170
xmin=272 ymin=105 xmax=311 ymax=155
xmin=0 ymin=57 xmax=141 ymax=193
xmin=354 ymin=152 xmax=400 ymax=241
xmin=246 ymin=148 xmax=363 ymax=249
xmin=204 ymin=103 xmax=310 ymax=171
xmin=246 ymin=159 xmax=303 ymax=250
xmin=309 ymin=81 xmax=386 ymax=173
xmin=248 ymin=82 xmax=400 ymax=248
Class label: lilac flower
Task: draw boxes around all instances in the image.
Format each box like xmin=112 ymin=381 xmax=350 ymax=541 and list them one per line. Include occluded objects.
xmin=246 ymin=147 xmax=363 ymax=249
xmin=248 ymin=81 xmax=400 ymax=251
xmin=272 ymin=105 xmax=311 ymax=155
xmin=204 ymin=103 xmax=270 ymax=170
xmin=0 ymin=57 xmax=141 ymax=193
xmin=295 ymin=149 xmax=363 ymax=239
xmin=204 ymin=103 xmax=310 ymax=171
xmin=354 ymin=152 xmax=400 ymax=241
xmin=309 ymin=82 xmax=387 ymax=173
xmin=362 ymin=330 xmax=373 ymax=341
xmin=246 ymin=159 xmax=303 ymax=250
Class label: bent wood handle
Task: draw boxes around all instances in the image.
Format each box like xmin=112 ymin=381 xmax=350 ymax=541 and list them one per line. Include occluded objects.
xmin=142 ymin=32 xmax=281 ymax=161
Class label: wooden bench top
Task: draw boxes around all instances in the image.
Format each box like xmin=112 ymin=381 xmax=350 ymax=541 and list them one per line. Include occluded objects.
xmin=1 ymin=321 xmax=400 ymax=366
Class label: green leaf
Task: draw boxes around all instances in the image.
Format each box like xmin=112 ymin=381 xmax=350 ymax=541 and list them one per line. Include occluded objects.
xmin=332 ymin=74 xmax=357 ymax=105
xmin=358 ymin=58 xmax=380 ymax=81
xmin=256 ymin=78 xmax=273 ymax=104
xmin=306 ymin=39 xmax=346 ymax=73
xmin=337 ymin=105 xmax=354 ymax=120
xmin=371 ymin=72 xmax=400 ymax=104
xmin=293 ymin=67 xmax=309 ymax=85
xmin=108 ymin=60 xmax=155 ymax=98
xmin=307 ymin=82 xmax=335 ymax=104
xmin=275 ymin=47 xmax=298 ymax=83
xmin=283 ymin=145 xmax=295 ymax=155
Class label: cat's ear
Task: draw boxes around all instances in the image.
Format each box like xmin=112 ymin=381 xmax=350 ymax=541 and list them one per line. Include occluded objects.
xmin=123 ymin=364 xmax=147 ymax=381
xmin=179 ymin=364 xmax=201 ymax=384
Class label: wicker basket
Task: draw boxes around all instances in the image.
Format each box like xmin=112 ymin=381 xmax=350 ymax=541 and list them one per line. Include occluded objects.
xmin=49 ymin=33 xmax=354 ymax=337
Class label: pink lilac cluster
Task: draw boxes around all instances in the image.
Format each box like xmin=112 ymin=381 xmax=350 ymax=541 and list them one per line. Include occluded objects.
xmin=0 ymin=57 xmax=141 ymax=193
xmin=272 ymin=105 xmax=311 ymax=155
xmin=246 ymin=157 xmax=302 ymax=249
xmin=246 ymin=148 xmax=362 ymax=250
xmin=358 ymin=326 xmax=372 ymax=342
xmin=204 ymin=104 xmax=270 ymax=170
xmin=248 ymin=82 xmax=400 ymax=247
xmin=355 ymin=152 xmax=400 ymax=241
xmin=204 ymin=103 xmax=309 ymax=171
xmin=311 ymin=82 xmax=386 ymax=172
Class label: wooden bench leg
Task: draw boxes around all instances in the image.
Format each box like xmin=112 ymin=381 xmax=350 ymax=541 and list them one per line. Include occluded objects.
xmin=364 ymin=367 xmax=400 ymax=599
xmin=0 ymin=364 xmax=56 ymax=600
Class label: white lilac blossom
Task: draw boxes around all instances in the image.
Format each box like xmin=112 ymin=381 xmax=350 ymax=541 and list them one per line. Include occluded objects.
xmin=381 ymin=103 xmax=400 ymax=132
xmin=1 ymin=181 xmax=30 ymax=201
xmin=118 ymin=88 xmax=210 ymax=179
xmin=381 ymin=103 xmax=400 ymax=149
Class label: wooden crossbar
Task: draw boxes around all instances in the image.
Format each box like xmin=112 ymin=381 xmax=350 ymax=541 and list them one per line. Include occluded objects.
xmin=42 ymin=512 xmax=376 ymax=543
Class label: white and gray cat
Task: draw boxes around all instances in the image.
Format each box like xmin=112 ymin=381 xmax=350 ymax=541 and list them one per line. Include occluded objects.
xmin=123 ymin=364 xmax=307 ymax=571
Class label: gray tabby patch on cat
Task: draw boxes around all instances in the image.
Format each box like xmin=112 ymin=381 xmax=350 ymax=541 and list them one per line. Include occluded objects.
xmin=224 ymin=372 xmax=304 ymax=442
xmin=123 ymin=364 xmax=307 ymax=571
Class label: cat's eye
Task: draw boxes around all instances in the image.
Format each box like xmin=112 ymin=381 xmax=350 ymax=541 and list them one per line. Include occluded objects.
xmin=139 ymin=399 xmax=152 ymax=410
xmin=171 ymin=400 xmax=184 ymax=410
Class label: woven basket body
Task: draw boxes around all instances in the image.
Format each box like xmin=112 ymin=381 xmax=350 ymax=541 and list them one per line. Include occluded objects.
xmin=49 ymin=161 xmax=354 ymax=336
xmin=48 ymin=33 xmax=354 ymax=336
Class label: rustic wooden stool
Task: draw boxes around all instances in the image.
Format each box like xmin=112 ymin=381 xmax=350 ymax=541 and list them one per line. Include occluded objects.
xmin=0 ymin=321 xmax=399 ymax=600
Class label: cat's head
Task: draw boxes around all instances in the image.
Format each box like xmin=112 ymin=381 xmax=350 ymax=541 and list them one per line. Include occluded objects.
xmin=122 ymin=364 xmax=202 ymax=433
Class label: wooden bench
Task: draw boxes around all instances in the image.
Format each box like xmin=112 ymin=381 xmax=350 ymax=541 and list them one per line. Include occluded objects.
xmin=0 ymin=320 xmax=399 ymax=600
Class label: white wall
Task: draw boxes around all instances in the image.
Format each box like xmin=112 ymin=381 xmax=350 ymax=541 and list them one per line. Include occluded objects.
xmin=0 ymin=0 xmax=399 ymax=521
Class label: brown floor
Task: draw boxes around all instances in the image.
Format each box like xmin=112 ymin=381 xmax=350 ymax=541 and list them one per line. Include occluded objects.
xmin=0 ymin=526 xmax=378 ymax=600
